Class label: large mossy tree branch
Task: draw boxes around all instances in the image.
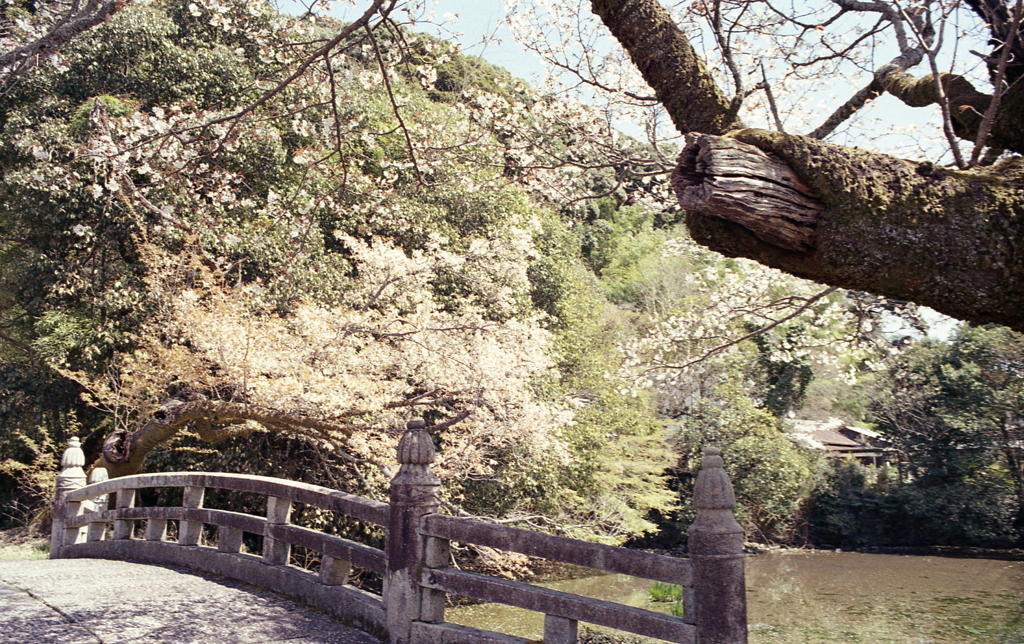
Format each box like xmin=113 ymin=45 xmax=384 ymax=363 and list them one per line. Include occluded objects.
xmin=589 ymin=0 xmax=739 ymax=135
xmin=592 ymin=0 xmax=1024 ymax=330
xmin=875 ymin=69 xmax=1024 ymax=153
xmin=879 ymin=71 xmax=988 ymax=139
xmin=677 ymin=129 xmax=1024 ymax=332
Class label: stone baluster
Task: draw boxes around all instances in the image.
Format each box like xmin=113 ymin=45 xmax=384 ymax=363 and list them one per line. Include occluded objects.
xmin=85 ymin=467 xmax=109 ymax=542
xmin=384 ymin=419 xmax=441 ymax=644
xmin=544 ymin=615 xmax=579 ymax=644
xmin=263 ymin=495 xmax=292 ymax=564
xmin=218 ymin=524 xmax=244 ymax=554
xmin=112 ymin=486 xmax=137 ymax=540
xmin=689 ymin=446 xmax=747 ymax=644
xmin=420 ymin=534 xmax=449 ymax=624
xmin=178 ymin=486 xmax=206 ymax=546
xmin=49 ymin=437 xmax=87 ymax=558
xmin=320 ymin=553 xmax=352 ymax=586
xmin=146 ymin=511 xmax=168 ymax=542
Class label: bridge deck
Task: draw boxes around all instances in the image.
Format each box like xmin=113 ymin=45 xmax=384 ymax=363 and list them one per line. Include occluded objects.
xmin=0 ymin=559 xmax=379 ymax=644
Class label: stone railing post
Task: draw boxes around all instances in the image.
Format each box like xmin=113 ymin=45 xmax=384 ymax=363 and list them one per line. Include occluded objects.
xmin=384 ymin=419 xmax=440 ymax=644
xmin=263 ymin=494 xmax=292 ymax=564
xmin=50 ymin=437 xmax=87 ymax=558
xmin=179 ymin=486 xmax=206 ymax=547
xmin=689 ymin=446 xmax=747 ymax=644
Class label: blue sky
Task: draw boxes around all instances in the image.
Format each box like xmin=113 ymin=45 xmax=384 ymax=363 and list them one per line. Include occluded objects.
xmin=279 ymin=0 xmax=548 ymax=82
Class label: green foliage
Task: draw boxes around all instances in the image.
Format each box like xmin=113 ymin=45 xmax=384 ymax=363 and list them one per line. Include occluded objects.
xmin=59 ymin=4 xmax=257 ymax=110
xmin=570 ymin=200 xmax=691 ymax=310
xmin=32 ymin=311 xmax=99 ymax=367
xmin=751 ymin=325 xmax=814 ymax=418
xmin=431 ymin=52 xmax=523 ymax=102
xmin=820 ymin=324 xmax=1024 ymax=547
xmin=649 ymin=581 xmax=682 ymax=602
xmin=577 ymin=628 xmax=644 ymax=644
xmin=869 ymin=324 xmax=1024 ymax=534
xmin=69 ymin=95 xmax=138 ymax=133
xmin=611 ymin=580 xmax=690 ymax=622
xmin=670 ymin=377 xmax=817 ymax=543
xmin=808 ymin=458 xmax=1021 ymax=548
xmin=454 ymin=265 xmax=676 ymax=542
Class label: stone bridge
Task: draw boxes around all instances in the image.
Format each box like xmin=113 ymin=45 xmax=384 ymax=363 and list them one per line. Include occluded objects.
xmin=39 ymin=420 xmax=748 ymax=644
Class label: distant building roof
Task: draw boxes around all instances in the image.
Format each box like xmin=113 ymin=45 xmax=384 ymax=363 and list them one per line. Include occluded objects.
xmin=841 ymin=425 xmax=883 ymax=439
xmin=810 ymin=429 xmax=860 ymax=448
xmin=787 ymin=417 xmax=889 ymax=454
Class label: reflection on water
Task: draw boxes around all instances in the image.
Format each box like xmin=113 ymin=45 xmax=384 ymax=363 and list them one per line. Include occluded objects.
xmin=446 ymin=551 xmax=1024 ymax=643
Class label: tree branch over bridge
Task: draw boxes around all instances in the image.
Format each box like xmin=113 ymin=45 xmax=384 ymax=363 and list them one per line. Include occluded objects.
xmin=591 ymin=0 xmax=1024 ymax=332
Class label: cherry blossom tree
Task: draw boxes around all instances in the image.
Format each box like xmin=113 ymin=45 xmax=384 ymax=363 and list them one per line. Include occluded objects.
xmin=6 ymin=0 xmax=1022 ymax=333
xmin=0 ymin=0 xmax=682 ymax=538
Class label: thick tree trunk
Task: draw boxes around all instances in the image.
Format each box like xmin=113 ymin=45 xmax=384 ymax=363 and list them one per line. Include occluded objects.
xmin=677 ymin=129 xmax=1024 ymax=332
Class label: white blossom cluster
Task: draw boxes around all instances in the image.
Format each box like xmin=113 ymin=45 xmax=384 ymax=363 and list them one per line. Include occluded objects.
xmin=618 ymin=236 xmax=884 ymax=415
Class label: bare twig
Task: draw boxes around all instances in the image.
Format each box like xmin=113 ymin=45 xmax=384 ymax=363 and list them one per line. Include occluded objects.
xmin=365 ymin=23 xmax=425 ymax=185
xmin=704 ymin=0 xmax=746 ymax=115
xmin=428 ymin=409 xmax=472 ymax=432
xmin=760 ymin=62 xmax=785 ymax=132
xmin=641 ymin=287 xmax=838 ymax=375
xmin=897 ymin=1 xmax=965 ymax=167
xmin=808 ymin=0 xmax=926 ymax=139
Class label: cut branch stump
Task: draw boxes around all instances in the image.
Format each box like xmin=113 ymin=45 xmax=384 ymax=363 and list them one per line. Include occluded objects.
xmin=673 ymin=133 xmax=823 ymax=252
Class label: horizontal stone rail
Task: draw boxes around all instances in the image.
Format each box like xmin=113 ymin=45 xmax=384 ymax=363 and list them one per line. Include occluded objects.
xmin=418 ymin=514 xmax=696 ymax=642
xmin=421 ymin=514 xmax=694 ymax=585
xmin=64 ymin=507 xmax=387 ymax=573
xmin=51 ymin=422 xmax=747 ymax=644
xmin=65 ymin=472 xmax=391 ymax=525
xmin=422 ymin=568 xmax=695 ymax=643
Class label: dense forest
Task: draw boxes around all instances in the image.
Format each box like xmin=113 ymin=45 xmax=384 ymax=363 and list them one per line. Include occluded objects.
xmin=1 ymin=0 xmax=1022 ymax=555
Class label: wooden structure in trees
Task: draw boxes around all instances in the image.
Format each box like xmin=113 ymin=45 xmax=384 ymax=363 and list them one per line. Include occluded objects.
xmin=51 ymin=421 xmax=747 ymax=644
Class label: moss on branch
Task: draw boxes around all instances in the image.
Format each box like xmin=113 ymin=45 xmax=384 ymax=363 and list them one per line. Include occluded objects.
xmin=682 ymin=129 xmax=1024 ymax=331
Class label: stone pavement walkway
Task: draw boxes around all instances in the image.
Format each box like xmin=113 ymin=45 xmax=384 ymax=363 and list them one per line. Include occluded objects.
xmin=0 ymin=559 xmax=380 ymax=644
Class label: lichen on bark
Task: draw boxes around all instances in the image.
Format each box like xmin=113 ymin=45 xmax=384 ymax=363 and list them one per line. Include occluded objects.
xmin=685 ymin=128 xmax=1024 ymax=332
xmin=879 ymin=71 xmax=990 ymax=141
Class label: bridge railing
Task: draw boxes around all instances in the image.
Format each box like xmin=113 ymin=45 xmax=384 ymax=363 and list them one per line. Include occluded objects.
xmin=51 ymin=420 xmax=747 ymax=644
xmin=51 ymin=450 xmax=391 ymax=637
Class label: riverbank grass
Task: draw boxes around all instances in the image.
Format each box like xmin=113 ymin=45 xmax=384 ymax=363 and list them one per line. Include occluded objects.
xmin=648 ymin=581 xmax=684 ymax=618
xmin=648 ymin=581 xmax=681 ymax=602
xmin=0 ymin=527 xmax=49 ymax=561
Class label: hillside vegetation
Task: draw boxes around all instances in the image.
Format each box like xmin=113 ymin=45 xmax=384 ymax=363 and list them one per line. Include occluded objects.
xmin=1 ymin=0 xmax=1021 ymax=552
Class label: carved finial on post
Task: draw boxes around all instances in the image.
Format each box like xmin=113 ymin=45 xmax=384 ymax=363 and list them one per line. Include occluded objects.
xmin=689 ymin=446 xmax=747 ymax=644
xmin=385 ymin=419 xmax=441 ymax=644
xmin=50 ymin=438 xmax=88 ymax=558
xmin=693 ymin=446 xmax=737 ymax=512
xmin=396 ymin=418 xmax=434 ymax=467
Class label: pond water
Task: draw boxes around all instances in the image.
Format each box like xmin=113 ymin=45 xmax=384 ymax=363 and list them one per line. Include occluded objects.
xmin=445 ymin=551 xmax=1024 ymax=643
